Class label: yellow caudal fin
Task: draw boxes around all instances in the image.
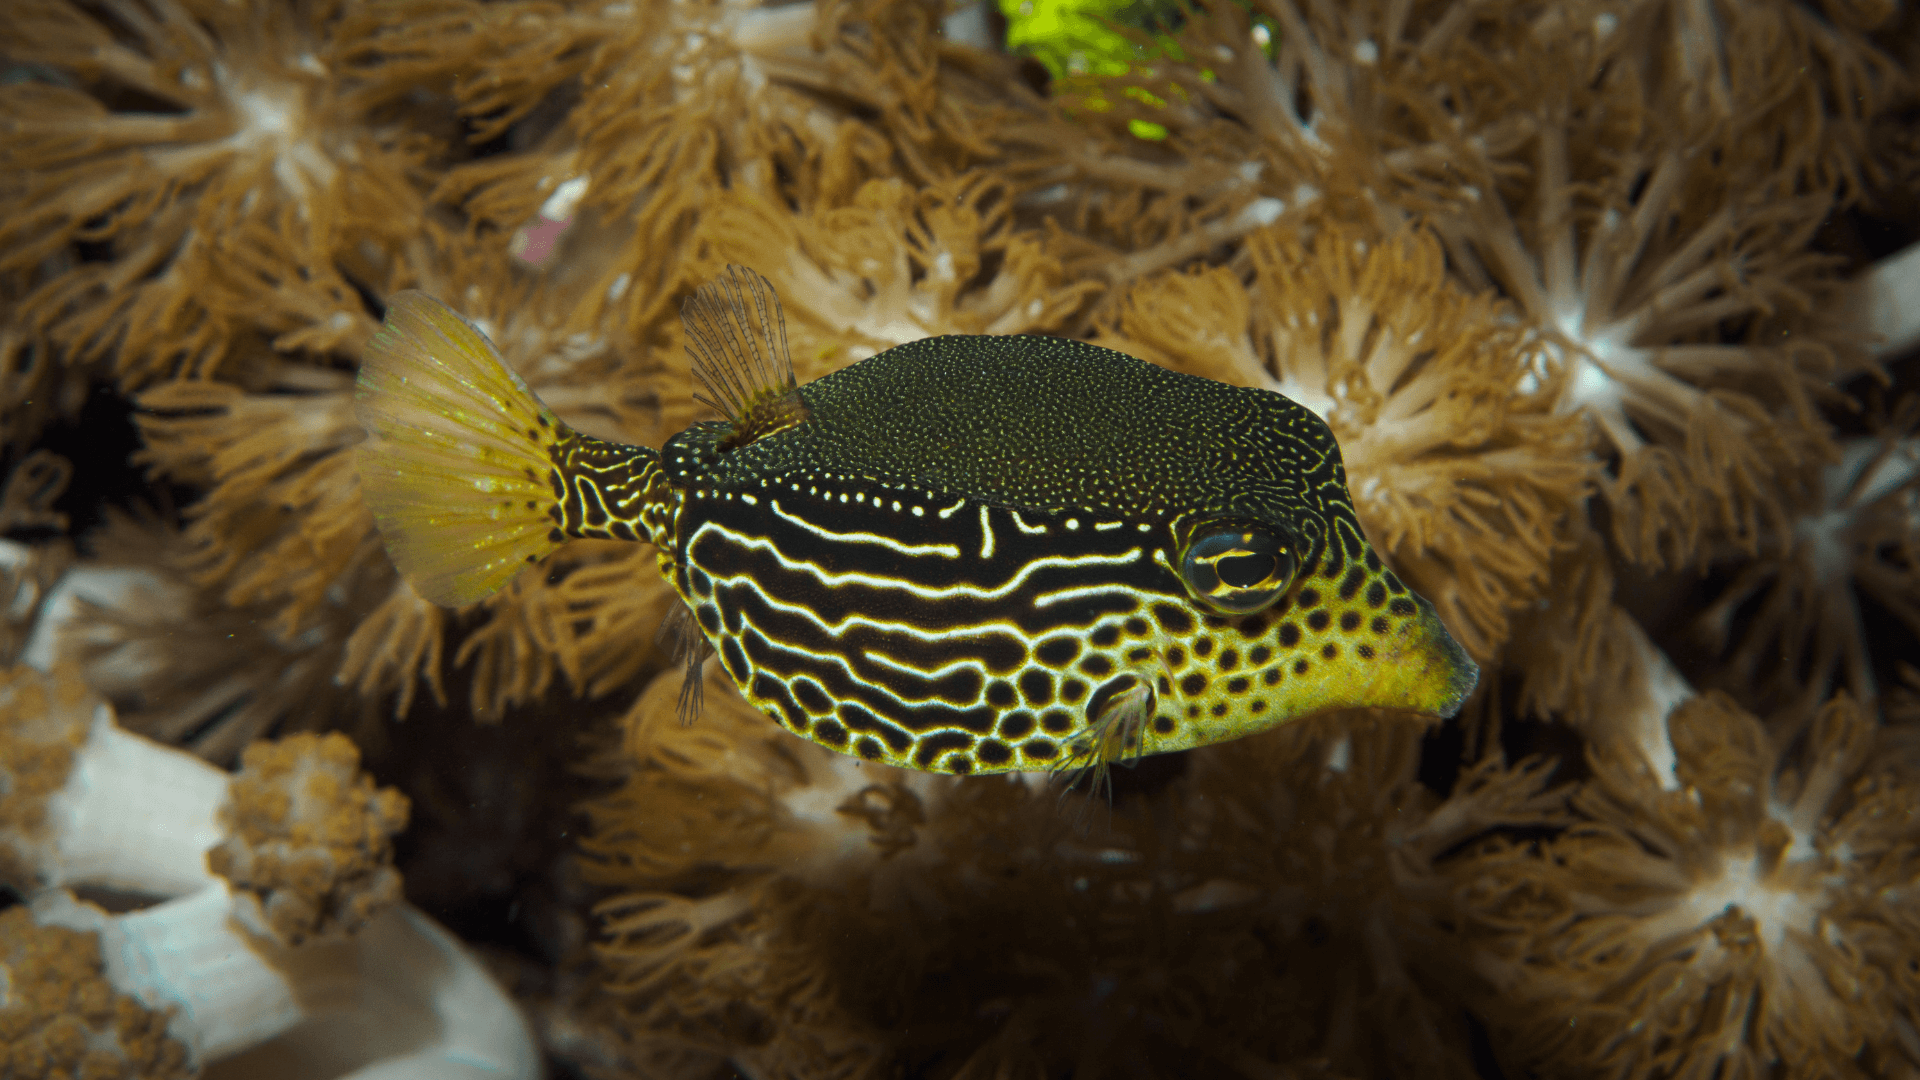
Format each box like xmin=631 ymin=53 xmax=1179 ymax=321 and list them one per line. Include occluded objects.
xmin=355 ymin=291 xmax=568 ymax=607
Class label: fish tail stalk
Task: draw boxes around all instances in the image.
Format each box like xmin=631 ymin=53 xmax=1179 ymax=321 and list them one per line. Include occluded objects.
xmin=547 ymin=430 xmax=674 ymax=547
xmin=355 ymin=292 xmax=669 ymax=607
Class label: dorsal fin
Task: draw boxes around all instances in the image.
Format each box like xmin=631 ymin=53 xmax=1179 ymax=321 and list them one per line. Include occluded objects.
xmin=681 ymin=265 xmax=807 ymax=449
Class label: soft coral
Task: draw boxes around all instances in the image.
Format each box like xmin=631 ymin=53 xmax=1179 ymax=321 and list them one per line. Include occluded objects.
xmin=0 ymin=0 xmax=435 ymax=386
xmin=0 ymin=664 xmax=535 ymax=1078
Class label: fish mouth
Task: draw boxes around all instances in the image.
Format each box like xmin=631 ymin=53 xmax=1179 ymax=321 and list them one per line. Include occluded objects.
xmin=1423 ymin=626 xmax=1480 ymax=719
xmin=1243 ymin=595 xmax=1480 ymax=725
xmin=1113 ymin=592 xmax=1483 ymax=760
xmin=1369 ymin=600 xmax=1479 ymax=718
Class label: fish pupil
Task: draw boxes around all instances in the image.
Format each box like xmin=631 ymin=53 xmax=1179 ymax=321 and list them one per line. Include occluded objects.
xmin=1217 ymin=552 xmax=1274 ymax=588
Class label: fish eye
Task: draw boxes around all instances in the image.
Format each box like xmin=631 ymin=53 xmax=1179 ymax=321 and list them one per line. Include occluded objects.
xmin=1179 ymin=523 xmax=1298 ymax=614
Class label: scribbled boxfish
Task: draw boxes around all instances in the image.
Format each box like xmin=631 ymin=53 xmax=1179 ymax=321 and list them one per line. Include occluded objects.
xmin=354 ymin=268 xmax=1477 ymax=780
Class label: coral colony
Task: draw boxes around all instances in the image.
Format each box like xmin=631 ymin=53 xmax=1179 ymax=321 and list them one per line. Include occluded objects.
xmin=0 ymin=1 xmax=1917 ymax=1078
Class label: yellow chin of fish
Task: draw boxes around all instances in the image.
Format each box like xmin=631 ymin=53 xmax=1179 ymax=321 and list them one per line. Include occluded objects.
xmin=1138 ymin=595 xmax=1478 ymax=758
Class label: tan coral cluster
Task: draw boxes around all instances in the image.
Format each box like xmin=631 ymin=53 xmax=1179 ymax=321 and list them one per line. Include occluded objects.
xmin=208 ymin=732 xmax=410 ymax=945
xmin=3 ymin=0 xmax=1919 ymax=1078
xmin=0 ymin=662 xmax=94 ymax=892
xmin=1460 ymin=693 xmax=1920 ymax=1078
xmin=0 ymin=906 xmax=192 ymax=1080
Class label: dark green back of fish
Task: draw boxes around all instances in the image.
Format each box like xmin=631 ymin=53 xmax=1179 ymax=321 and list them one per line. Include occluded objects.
xmin=694 ymin=335 xmax=1344 ymax=546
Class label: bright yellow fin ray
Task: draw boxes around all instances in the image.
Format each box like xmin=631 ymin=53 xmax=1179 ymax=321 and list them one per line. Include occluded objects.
xmin=355 ymin=291 xmax=568 ymax=606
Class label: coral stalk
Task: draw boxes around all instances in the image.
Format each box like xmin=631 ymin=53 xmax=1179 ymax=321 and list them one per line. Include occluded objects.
xmin=1860 ymin=241 xmax=1920 ymax=359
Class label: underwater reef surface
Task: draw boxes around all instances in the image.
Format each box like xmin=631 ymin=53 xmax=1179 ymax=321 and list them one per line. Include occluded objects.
xmin=2 ymin=0 xmax=1919 ymax=1077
